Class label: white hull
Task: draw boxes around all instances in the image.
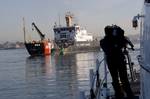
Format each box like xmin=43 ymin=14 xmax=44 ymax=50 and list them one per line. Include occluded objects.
xmin=140 ymin=2 xmax=150 ymax=99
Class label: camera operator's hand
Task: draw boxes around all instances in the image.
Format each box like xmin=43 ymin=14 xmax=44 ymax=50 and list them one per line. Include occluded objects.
xmin=127 ymin=47 xmax=134 ymax=51
xmin=131 ymin=47 xmax=135 ymax=51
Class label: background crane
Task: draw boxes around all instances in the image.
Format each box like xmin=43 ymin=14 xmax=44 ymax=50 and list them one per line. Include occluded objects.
xmin=32 ymin=22 xmax=45 ymax=41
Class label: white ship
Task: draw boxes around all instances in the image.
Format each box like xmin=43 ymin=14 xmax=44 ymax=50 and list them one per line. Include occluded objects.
xmin=53 ymin=12 xmax=93 ymax=48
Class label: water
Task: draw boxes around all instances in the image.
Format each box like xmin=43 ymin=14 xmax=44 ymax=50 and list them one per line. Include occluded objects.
xmin=0 ymin=49 xmax=140 ymax=99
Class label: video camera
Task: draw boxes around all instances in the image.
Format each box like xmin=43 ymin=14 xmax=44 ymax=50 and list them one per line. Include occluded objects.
xmin=104 ymin=25 xmax=134 ymax=51
xmin=104 ymin=25 xmax=124 ymax=38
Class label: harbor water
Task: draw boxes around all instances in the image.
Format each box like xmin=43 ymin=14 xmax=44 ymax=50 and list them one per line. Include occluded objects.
xmin=0 ymin=49 xmax=140 ymax=99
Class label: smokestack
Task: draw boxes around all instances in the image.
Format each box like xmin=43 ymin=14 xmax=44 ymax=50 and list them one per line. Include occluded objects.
xmin=65 ymin=14 xmax=73 ymax=27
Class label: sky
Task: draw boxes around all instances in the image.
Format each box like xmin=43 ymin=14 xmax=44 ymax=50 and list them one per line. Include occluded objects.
xmin=0 ymin=0 xmax=143 ymax=42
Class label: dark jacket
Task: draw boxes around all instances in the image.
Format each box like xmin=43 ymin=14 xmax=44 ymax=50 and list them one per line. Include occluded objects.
xmin=100 ymin=35 xmax=134 ymax=58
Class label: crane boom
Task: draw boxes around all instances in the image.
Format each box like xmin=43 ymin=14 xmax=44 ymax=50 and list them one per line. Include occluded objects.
xmin=32 ymin=22 xmax=45 ymax=41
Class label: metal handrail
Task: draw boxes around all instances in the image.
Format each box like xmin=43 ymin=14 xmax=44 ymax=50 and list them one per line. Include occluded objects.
xmin=89 ymin=50 xmax=136 ymax=99
xmin=137 ymin=55 xmax=150 ymax=73
xmin=90 ymin=58 xmax=104 ymax=88
xmin=89 ymin=57 xmax=110 ymax=99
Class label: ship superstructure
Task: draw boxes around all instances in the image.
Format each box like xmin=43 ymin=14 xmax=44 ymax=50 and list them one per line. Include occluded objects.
xmin=53 ymin=12 xmax=93 ymax=48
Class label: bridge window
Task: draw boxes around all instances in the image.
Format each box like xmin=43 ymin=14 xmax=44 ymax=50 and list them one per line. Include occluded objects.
xmin=60 ymin=34 xmax=66 ymax=38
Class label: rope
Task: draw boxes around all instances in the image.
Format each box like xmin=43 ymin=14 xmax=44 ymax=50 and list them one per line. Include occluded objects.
xmin=137 ymin=55 xmax=150 ymax=74
xmin=94 ymin=70 xmax=101 ymax=98
xmin=90 ymin=88 xmax=96 ymax=99
xmin=96 ymin=70 xmax=100 ymax=87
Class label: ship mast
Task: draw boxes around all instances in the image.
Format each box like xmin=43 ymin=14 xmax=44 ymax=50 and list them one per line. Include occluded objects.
xmin=23 ymin=18 xmax=26 ymax=43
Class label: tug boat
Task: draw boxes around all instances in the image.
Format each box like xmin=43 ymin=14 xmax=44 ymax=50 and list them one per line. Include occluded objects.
xmin=24 ymin=22 xmax=52 ymax=56
xmin=25 ymin=40 xmax=51 ymax=56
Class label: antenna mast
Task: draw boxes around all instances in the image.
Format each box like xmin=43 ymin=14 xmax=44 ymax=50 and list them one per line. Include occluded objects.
xmin=58 ymin=13 xmax=61 ymax=27
xmin=23 ymin=18 xmax=26 ymax=43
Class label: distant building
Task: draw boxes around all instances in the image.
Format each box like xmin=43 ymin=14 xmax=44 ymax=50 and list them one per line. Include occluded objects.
xmin=0 ymin=41 xmax=25 ymax=50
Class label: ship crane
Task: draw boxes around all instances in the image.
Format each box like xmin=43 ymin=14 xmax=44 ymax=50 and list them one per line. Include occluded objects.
xmin=32 ymin=22 xmax=45 ymax=41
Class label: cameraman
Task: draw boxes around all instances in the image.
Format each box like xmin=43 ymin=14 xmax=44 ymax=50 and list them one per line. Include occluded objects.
xmin=100 ymin=25 xmax=134 ymax=99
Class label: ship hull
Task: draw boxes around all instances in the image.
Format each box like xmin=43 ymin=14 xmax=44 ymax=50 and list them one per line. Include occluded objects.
xmin=54 ymin=41 xmax=100 ymax=54
xmin=25 ymin=42 xmax=51 ymax=56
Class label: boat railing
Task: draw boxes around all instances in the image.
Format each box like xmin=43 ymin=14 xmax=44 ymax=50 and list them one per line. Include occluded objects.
xmin=80 ymin=50 xmax=138 ymax=99
xmin=79 ymin=56 xmax=111 ymax=99
xmin=137 ymin=55 xmax=150 ymax=73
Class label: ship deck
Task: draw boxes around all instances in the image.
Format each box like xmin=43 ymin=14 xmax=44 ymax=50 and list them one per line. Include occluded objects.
xmin=130 ymin=72 xmax=140 ymax=96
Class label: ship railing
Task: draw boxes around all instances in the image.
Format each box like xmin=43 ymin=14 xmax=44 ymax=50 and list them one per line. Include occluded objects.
xmin=137 ymin=55 xmax=150 ymax=74
xmin=80 ymin=50 xmax=140 ymax=99
xmin=79 ymin=56 xmax=111 ymax=99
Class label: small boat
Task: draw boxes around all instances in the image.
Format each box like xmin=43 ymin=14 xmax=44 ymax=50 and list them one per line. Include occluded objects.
xmin=25 ymin=40 xmax=51 ymax=56
xmin=23 ymin=21 xmax=52 ymax=56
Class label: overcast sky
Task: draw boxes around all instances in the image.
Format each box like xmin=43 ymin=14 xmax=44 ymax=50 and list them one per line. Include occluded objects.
xmin=0 ymin=0 xmax=143 ymax=42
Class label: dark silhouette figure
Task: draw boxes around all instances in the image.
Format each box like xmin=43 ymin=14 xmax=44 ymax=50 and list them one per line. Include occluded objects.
xmin=145 ymin=0 xmax=150 ymax=3
xmin=100 ymin=25 xmax=134 ymax=99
